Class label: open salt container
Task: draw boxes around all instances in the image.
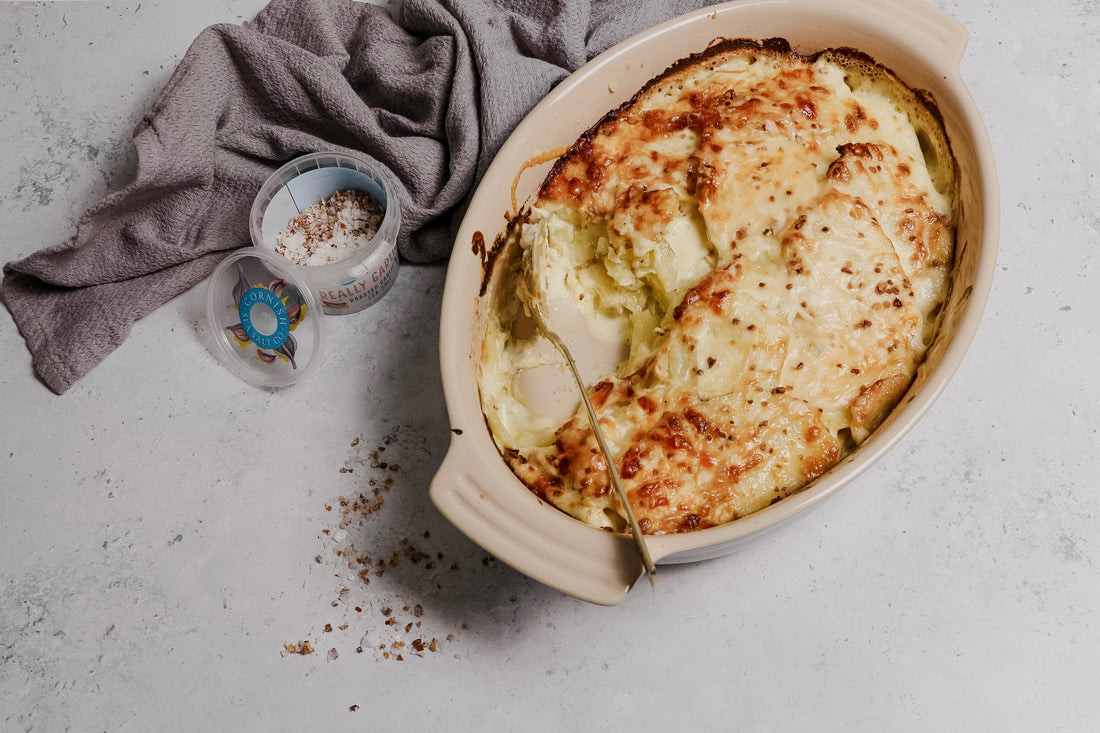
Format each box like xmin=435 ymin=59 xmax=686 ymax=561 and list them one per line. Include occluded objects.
xmin=250 ymin=152 xmax=401 ymax=315
xmin=205 ymin=248 xmax=325 ymax=388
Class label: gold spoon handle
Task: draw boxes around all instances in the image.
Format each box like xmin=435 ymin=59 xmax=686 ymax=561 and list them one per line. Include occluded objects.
xmin=544 ymin=328 xmax=658 ymax=586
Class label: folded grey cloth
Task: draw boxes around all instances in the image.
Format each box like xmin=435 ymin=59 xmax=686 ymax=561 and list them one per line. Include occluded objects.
xmin=2 ymin=0 xmax=713 ymax=394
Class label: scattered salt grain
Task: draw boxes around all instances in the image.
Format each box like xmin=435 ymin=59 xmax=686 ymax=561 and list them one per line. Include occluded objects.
xmin=275 ymin=189 xmax=384 ymax=266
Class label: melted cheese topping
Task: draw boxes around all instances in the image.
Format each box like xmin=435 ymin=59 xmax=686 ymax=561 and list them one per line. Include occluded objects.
xmin=479 ymin=40 xmax=956 ymax=534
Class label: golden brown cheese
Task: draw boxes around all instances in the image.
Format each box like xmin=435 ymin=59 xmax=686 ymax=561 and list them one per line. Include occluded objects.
xmin=479 ymin=39 xmax=957 ymax=534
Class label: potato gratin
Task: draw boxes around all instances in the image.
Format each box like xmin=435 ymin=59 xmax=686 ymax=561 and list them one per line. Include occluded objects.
xmin=478 ymin=39 xmax=957 ymax=534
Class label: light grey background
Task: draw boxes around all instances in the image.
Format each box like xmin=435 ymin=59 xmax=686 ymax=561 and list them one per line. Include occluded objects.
xmin=1 ymin=0 xmax=1097 ymax=730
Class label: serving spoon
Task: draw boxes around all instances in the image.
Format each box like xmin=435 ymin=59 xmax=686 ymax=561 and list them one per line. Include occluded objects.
xmin=525 ymin=294 xmax=659 ymax=587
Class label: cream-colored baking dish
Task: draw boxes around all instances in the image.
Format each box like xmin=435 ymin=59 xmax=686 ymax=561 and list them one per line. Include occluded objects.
xmin=430 ymin=0 xmax=998 ymax=605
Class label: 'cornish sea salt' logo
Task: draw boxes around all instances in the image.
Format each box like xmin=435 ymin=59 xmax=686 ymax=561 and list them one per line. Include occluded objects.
xmin=225 ymin=265 xmax=307 ymax=368
xmin=238 ymin=287 xmax=290 ymax=350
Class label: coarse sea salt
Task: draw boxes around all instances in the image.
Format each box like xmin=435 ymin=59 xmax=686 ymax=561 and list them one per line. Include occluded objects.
xmin=275 ymin=189 xmax=385 ymax=266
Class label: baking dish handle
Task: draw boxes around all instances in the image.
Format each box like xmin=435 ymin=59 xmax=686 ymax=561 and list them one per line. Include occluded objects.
xmin=873 ymin=0 xmax=970 ymax=73
xmin=430 ymin=438 xmax=644 ymax=606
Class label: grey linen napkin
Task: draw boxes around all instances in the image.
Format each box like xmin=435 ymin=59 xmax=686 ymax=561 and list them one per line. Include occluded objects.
xmin=2 ymin=0 xmax=714 ymax=394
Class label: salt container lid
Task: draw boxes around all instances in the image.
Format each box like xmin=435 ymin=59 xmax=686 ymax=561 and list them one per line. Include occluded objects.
xmin=205 ymin=248 xmax=325 ymax=387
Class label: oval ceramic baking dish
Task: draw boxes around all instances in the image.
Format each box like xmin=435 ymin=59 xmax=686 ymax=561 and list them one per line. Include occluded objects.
xmin=430 ymin=0 xmax=999 ymax=605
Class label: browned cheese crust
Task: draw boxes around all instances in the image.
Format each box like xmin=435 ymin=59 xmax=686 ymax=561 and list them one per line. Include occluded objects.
xmin=491 ymin=39 xmax=956 ymax=534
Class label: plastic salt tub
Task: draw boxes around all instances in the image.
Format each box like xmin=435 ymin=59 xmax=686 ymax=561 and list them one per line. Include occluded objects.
xmin=249 ymin=151 xmax=402 ymax=316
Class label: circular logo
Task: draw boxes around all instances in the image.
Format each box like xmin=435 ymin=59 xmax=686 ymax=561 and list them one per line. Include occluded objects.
xmin=238 ymin=287 xmax=290 ymax=350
